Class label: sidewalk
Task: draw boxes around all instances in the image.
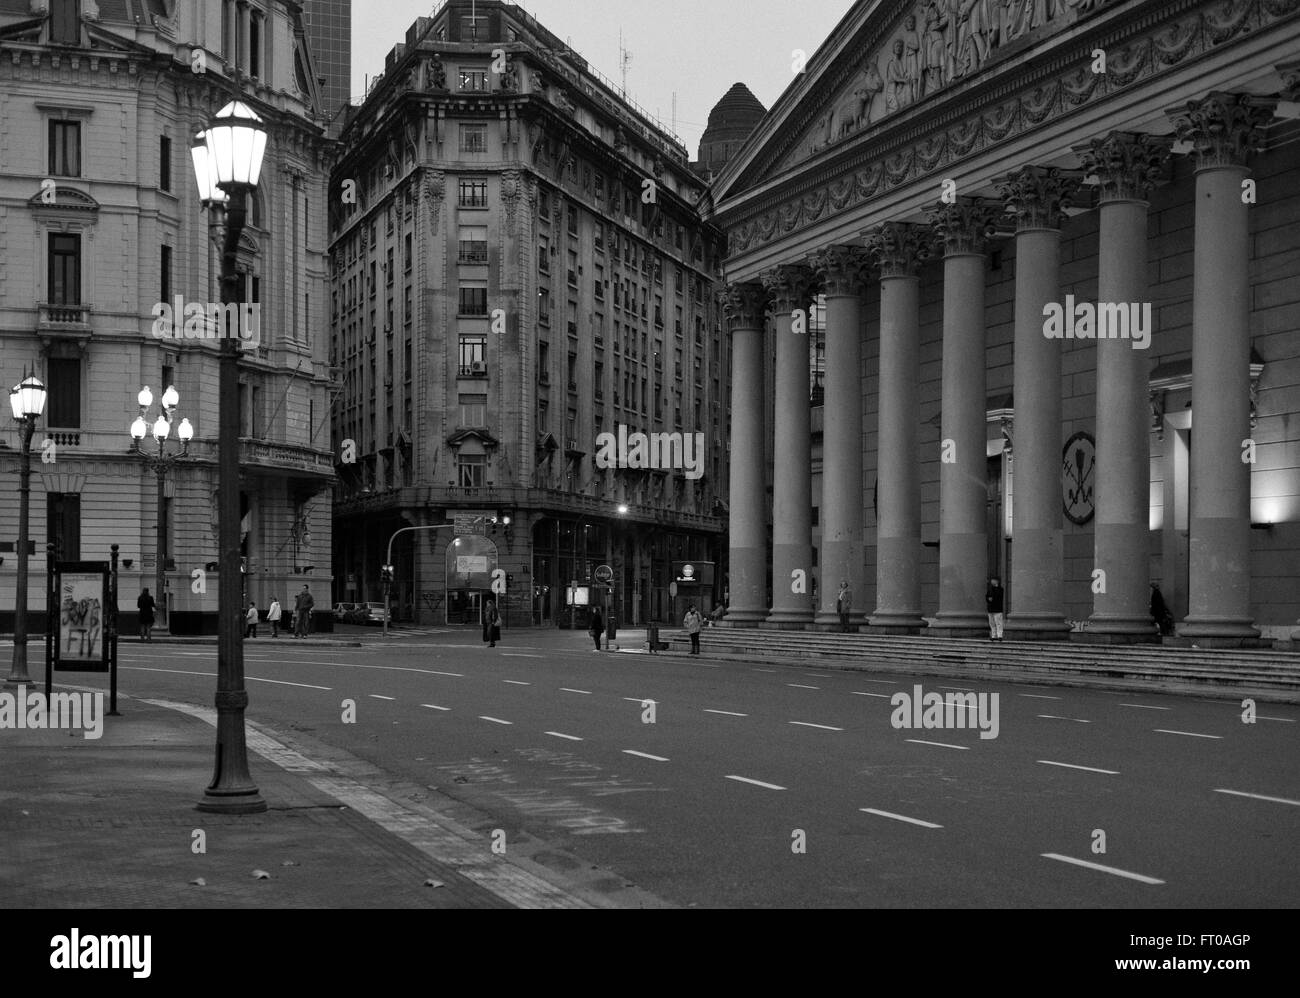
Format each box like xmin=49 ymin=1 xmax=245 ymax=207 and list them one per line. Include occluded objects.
xmin=0 ymin=685 xmax=649 ymax=909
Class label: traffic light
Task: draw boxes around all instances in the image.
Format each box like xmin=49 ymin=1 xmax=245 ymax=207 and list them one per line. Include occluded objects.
xmin=380 ymin=565 xmax=394 ymax=584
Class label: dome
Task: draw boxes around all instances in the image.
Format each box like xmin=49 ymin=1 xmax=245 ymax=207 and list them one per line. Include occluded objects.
xmin=698 ymin=82 xmax=766 ymax=172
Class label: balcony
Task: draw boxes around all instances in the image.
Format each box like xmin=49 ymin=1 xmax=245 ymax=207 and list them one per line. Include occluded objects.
xmin=37 ymin=302 xmax=93 ymax=354
xmin=459 ymin=363 xmax=489 ymax=378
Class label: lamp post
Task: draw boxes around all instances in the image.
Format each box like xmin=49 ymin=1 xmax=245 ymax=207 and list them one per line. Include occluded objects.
xmin=130 ymin=385 xmax=193 ymax=633
xmin=193 ymin=100 xmax=267 ymax=814
xmin=7 ymin=370 xmax=47 ymax=684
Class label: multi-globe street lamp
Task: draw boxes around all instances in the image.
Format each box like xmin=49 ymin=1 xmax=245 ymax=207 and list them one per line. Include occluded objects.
xmin=191 ymin=99 xmax=267 ymax=814
xmin=129 ymin=385 xmax=193 ymax=633
xmin=7 ymin=370 xmax=47 ymax=684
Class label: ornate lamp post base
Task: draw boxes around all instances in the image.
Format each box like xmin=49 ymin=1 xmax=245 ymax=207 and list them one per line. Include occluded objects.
xmin=196 ymin=690 xmax=267 ymax=814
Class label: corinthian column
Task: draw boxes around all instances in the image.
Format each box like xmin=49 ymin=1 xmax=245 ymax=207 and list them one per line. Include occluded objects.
xmin=1169 ymin=93 xmax=1275 ymax=644
xmin=1077 ymin=132 xmax=1170 ymax=641
xmin=811 ymin=246 xmax=870 ymax=627
xmin=762 ymin=265 xmax=816 ymax=625
xmin=999 ymin=166 xmax=1079 ymax=640
xmin=927 ymin=199 xmax=1000 ymax=636
xmin=723 ymin=283 xmax=770 ymax=622
xmin=863 ymin=223 xmax=929 ymax=633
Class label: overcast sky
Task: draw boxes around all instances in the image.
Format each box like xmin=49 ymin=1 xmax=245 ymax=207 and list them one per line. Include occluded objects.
xmin=352 ymin=0 xmax=854 ymax=157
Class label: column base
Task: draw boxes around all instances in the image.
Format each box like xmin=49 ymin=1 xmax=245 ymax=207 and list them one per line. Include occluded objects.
xmin=1004 ymin=613 xmax=1071 ymax=641
xmin=927 ymin=613 xmax=988 ymax=639
xmin=1080 ymin=613 xmax=1159 ymax=643
xmin=1175 ymin=616 xmax=1262 ymax=646
xmin=867 ymin=611 xmax=927 ymax=635
xmin=760 ymin=615 xmax=814 ymax=630
xmin=196 ymin=790 xmax=268 ymax=814
xmin=722 ymin=609 xmax=768 ymax=624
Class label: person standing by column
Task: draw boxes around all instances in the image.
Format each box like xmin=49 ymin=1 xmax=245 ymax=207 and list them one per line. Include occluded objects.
xmin=589 ymin=606 xmax=605 ymax=651
xmin=293 ymin=584 xmax=313 ymax=638
xmin=683 ymin=604 xmax=703 ymax=655
xmin=836 ymin=581 xmax=853 ymax=633
xmin=137 ymin=588 xmax=156 ymax=642
xmin=985 ymin=578 xmax=1005 ymax=641
xmin=267 ymin=596 xmax=282 ymax=638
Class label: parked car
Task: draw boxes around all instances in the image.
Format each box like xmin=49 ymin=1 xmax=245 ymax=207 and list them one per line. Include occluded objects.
xmin=333 ymin=602 xmax=357 ymax=622
xmin=355 ymin=601 xmax=390 ymax=625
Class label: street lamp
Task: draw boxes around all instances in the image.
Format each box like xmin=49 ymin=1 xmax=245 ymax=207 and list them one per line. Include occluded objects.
xmin=193 ymin=99 xmax=266 ymax=814
xmin=7 ymin=369 xmax=47 ymax=684
xmin=130 ymin=384 xmax=192 ymax=634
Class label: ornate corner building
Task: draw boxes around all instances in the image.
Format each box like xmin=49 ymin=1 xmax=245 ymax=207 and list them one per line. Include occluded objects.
xmin=709 ymin=0 xmax=1300 ymax=645
xmin=328 ymin=1 xmax=730 ymax=627
xmin=0 ymin=0 xmax=337 ymax=634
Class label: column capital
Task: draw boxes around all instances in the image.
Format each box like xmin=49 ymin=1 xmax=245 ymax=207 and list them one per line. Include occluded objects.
xmin=721 ymin=281 xmax=767 ymax=330
xmin=997 ymin=166 xmax=1082 ymax=231
xmin=810 ymin=245 xmax=870 ymax=296
xmin=926 ymin=198 xmax=1000 ymax=256
xmin=1168 ymin=91 xmax=1277 ymax=170
xmin=760 ymin=264 xmax=816 ymax=314
xmin=864 ymin=222 xmax=930 ymax=278
xmin=1279 ymin=60 xmax=1300 ymax=102
xmin=1076 ymin=131 xmax=1172 ymax=202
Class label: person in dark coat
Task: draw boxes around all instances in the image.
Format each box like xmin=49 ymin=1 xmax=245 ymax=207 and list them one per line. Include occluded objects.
xmin=985 ymin=577 xmax=1004 ymax=641
xmin=483 ymin=599 xmax=500 ymax=648
xmin=589 ymin=606 xmax=605 ymax=651
xmin=137 ymin=588 xmax=156 ymax=642
xmin=1150 ymin=582 xmax=1174 ymax=636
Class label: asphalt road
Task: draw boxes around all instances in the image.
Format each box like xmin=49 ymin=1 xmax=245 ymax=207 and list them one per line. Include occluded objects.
xmin=88 ymin=628 xmax=1300 ymax=908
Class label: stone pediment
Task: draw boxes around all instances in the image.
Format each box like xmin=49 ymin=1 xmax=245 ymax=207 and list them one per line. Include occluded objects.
xmin=27 ymin=187 xmax=100 ymax=212
xmin=723 ymin=0 xmax=1115 ymax=194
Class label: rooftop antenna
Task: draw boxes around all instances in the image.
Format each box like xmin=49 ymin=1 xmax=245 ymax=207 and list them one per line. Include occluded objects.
xmin=619 ymin=28 xmax=632 ymax=98
xmin=672 ymin=92 xmax=677 ymax=135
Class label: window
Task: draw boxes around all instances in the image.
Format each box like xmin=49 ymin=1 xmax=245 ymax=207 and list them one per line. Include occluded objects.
xmin=567 ymin=352 xmax=577 ymax=390
xmin=567 ymin=250 xmax=578 ymax=288
xmin=404 ymin=233 xmax=412 ymax=272
xmin=48 ymin=233 xmax=81 ymax=305
xmin=567 ymin=203 xmax=577 ymax=235
xmin=49 ymin=121 xmax=80 ymax=177
xmin=538 ymin=341 xmax=549 ymax=382
xmin=159 ymin=135 xmax=171 ymax=192
xmin=161 ymin=244 xmax=172 ymax=303
xmin=459 ymin=178 xmax=487 ymax=207
xmin=459 ymin=69 xmax=488 ymax=91
xmin=460 ymin=124 xmax=487 ymax=154
xmin=538 ymin=190 xmax=549 ymax=219
xmin=47 ymin=493 xmax=81 ymax=561
xmin=594 ymin=264 xmax=604 ymax=300
xmin=47 ymin=358 xmax=81 ymax=428
xmin=458 ymin=392 xmax=488 ymax=426
xmin=538 ymin=234 xmax=550 ymax=272
xmin=249 ymin=13 xmax=261 ymax=77
xmin=538 ymin=289 xmax=551 ymax=324
xmin=458 ymin=225 xmax=488 ymax=263
xmin=458 ymin=286 xmax=488 ymax=315
xmin=594 ymin=222 xmax=604 ymax=250
xmin=51 ymin=0 xmax=79 ymax=45
xmin=457 ymin=453 xmax=486 ymax=487
xmin=458 ymin=334 xmax=487 ymax=373
xmin=386 ymin=248 xmax=394 ymax=285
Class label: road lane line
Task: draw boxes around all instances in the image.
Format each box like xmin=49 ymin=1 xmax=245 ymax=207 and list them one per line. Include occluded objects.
xmin=1038 ymin=760 xmax=1119 ymax=774
xmin=789 ymin=721 xmax=844 ymax=731
xmin=479 ymin=716 xmax=513 ymax=725
xmin=937 ymin=685 xmax=975 ymax=691
xmin=502 ymin=653 xmax=544 ymax=659
xmin=545 ymin=732 xmax=584 ymax=741
xmin=1119 ymin=703 xmax=1171 ymax=710
xmin=804 ymin=673 xmax=832 ymax=678
xmin=1038 ymin=714 xmax=1091 ymax=723
xmin=853 ymin=692 xmax=892 ymax=699
xmin=703 ymin=709 xmax=748 ymax=716
xmin=247 ymin=677 xmax=332 ymax=690
xmin=787 ymin=683 xmax=820 ymax=690
xmin=753 ymin=669 xmax=777 ymax=673
xmin=623 ymin=697 xmax=652 ymax=703
xmin=1213 ymin=788 xmax=1300 ymax=807
xmin=1154 ymin=729 xmax=1222 ymax=739
xmin=905 ymin=739 xmax=969 ymax=750
xmin=502 ymin=680 xmax=532 ymax=686
xmin=725 ymin=775 xmax=786 ymax=791
xmin=1041 ymin=853 xmax=1164 ymax=885
xmin=1259 ymin=716 xmax=1296 ymax=723
xmin=338 ymin=664 xmax=464 ymax=678
xmin=860 ymin=808 xmax=942 ymax=829
xmin=369 ymin=694 xmax=395 ymax=700
xmin=560 ymin=688 xmax=592 ymax=695
xmin=122 ymin=666 xmax=215 ymax=678
xmin=859 ymin=679 xmax=899 ymax=685
xmin=1019 ymin=694 xmax=1061 ymax=700
xmin=421 ymin=704 xmax=450 ymax=711
xmin=623 ymin=750 xmax=669 ymax=762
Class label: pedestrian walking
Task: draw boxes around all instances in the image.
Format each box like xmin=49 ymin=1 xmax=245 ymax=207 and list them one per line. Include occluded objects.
xmin=836 ymin=581 xmax=853 ymax=633
xmin=589 ymin=606 xmax=605 ymax=651
xmin=293 ymin=585 xmax=314 ymax=638
xmin=1150 ymin=582 xmax=1174 ymax=636
xmin=245 ymin=600 xmax=259 ymax=639
xmin=137 ymin=588 xmax=156 ymax=642
xmin=267 ymin=596 xmax=282 ymax=638
xmin=985 ymin=577 xmax=1005 ymax=641
xmin=483 ymin=599 xmax=501 ymax=648
xmin=683 ymin=604 xmax=703 ymax=655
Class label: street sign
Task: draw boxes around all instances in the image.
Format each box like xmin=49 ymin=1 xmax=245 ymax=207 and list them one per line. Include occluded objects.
xmin=673 ymin=561 xmax=714 ymax=585
xmin=453 ymin=514 xmax=485 ymax=535
xmin=594 ymin=563 xmax=614 ymax=584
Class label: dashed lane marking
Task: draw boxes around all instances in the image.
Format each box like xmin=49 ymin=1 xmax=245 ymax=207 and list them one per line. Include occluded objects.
xmin=1042 ymin=853 xmax=1164 ymax=885
xmin=1154 ymin=729 xmax=1222 ymax=740
xmin=753 ymin=669 xmax=777 ymax=673
xmin=703 ymin=709 xmax=748 ymax=716
xmin=1119 ymin=703 xmax=1171 ymax=711
xmin=905 ymin=739 xmax=969 ymax=751
xmin=725 ymin=775 xmax=786 ymax=791
xmin=787 ymin=684 xmax=820 ymax=690
xmin=1259 ymin=716 xmax=1296 ymax=723
xmin=545 ymin=732 xmax=584 ymax=741
xmin=1213 ymin=788 xmax=1300 ymax=807
xmin=337 ymin=664 xmax=464 ymax=678
xmin=1038 ymin=760 xmax=1119 ymax=775
xmin=369 ymin=694 xmax=395 ymax=700
xmin=853 ymin=692 xmax=891 ymax=699
xmin=502 ymin=653 xmax=544 ymax=659
xmin=421 ymin=704 xmax=450 ymax=711
xmin=1019 ymin=694 xmax=1061 ymax=700
xmin=502 ymin=680 xmax=532 ymax=686
xmin=789 ymin=721 xmax=843 ymax=731
xmin=1038 ymin=715 xmax=1091 ymax=723
xmin=480 ymin=716 xmax=513 ymax=725
xmin=860 ymin=808 xmax=942 ymax=829
xmin=622 ymin=750 xmax=669 ymax=762
xmin=561 ymin=688 xmax=592 ymax=695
